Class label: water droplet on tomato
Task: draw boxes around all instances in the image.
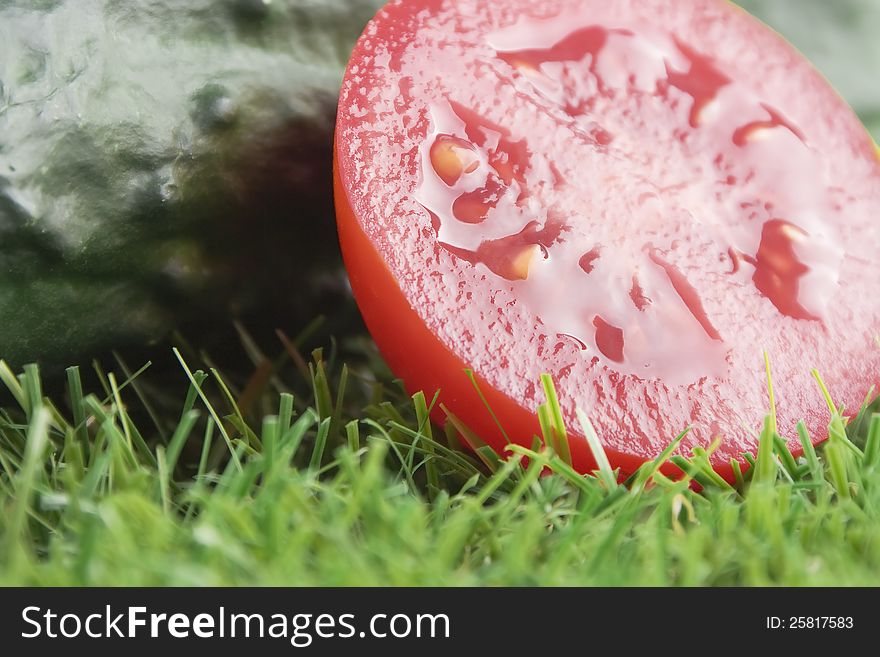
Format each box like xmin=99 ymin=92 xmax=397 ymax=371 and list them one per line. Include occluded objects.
xmin=732 ymin=104 xmax=805 ymax=147
xmin=665 ymin=39 xmax=732 ymax=129
xmin=750 ymin=220 xmax=819 ymax=321
xmin=593 ymin=316 xmax=625 ymax=363
xmin=430 ymin=135 xmax=480 ymax=186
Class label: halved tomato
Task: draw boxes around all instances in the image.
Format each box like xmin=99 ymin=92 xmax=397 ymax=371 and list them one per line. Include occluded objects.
xmin=334 ymin=0 xmax=880 ymax=479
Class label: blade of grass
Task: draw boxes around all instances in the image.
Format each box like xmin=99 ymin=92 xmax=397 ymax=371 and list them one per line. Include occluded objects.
xmin=66 ymin=366 xmax=88 ymax=451
xmin=465 ymin=370 xmax=511 ymax=446
xmin=754 ymin=415 xmax=777 ymax=485
xmin=211 ymin=367 xmax=259 ymax=450
xmin=22 ymin=363 xmax=43 ymax=422
xmin=278 ymin=393 xmax=294 ymax=436
xmin=864 ymin=414 xmax=880 ymax=469
xmin=764 ymin=352 xmax=777 ymax=434
xmin=5 ymin=406 xmax=50 ymax=565
xmin=413 ymin=391 xmax=440 ymax=495
xmin=346 ymin=420 xmax=360 ymax=453
xmin=576 ymin=408 xmax=616 ymax=490
xmin=541 ymin=374 xmax=572 ymax=466
xmin=308 ymin=418 xmax=331 ymax=472
xmin=0 ymin=360 xmax=26 ymax=410
xmin=165 ymin=410 xmax=200 ymax=474
xmin=630 ymin=427 xmax=690 ymax=491
xmin=173 ymin=349 xmax=241 ymax=472
xmin=441 ymin=404 xmax=499 ymax=473
xmin=112 ymin=353 xmax=165 ymax=443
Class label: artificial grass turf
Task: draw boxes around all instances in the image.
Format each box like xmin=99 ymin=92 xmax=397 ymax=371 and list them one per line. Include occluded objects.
xmin=1 ymin=336 xmax=878 ymax=586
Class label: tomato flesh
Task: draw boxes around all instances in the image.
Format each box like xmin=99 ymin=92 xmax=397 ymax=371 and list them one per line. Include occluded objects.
xmin=335 ymin=0 xmax=880 ymax=477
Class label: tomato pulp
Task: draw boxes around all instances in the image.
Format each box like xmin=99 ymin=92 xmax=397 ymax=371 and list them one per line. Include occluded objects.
xmin=334 ymin=0 xmax=880 ymax=478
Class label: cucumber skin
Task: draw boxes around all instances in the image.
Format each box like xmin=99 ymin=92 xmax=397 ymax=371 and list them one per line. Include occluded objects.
xmin=0 ymin=0 xmax=382 ymax=366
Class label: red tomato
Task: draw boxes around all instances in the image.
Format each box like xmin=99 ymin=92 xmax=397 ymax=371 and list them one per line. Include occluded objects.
xmin=334 ymin=0 xmax=880 ymax=479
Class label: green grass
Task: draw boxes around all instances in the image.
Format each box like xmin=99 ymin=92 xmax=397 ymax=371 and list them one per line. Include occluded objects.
xmin=0 ymin=333 xmax=879 ymax=586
